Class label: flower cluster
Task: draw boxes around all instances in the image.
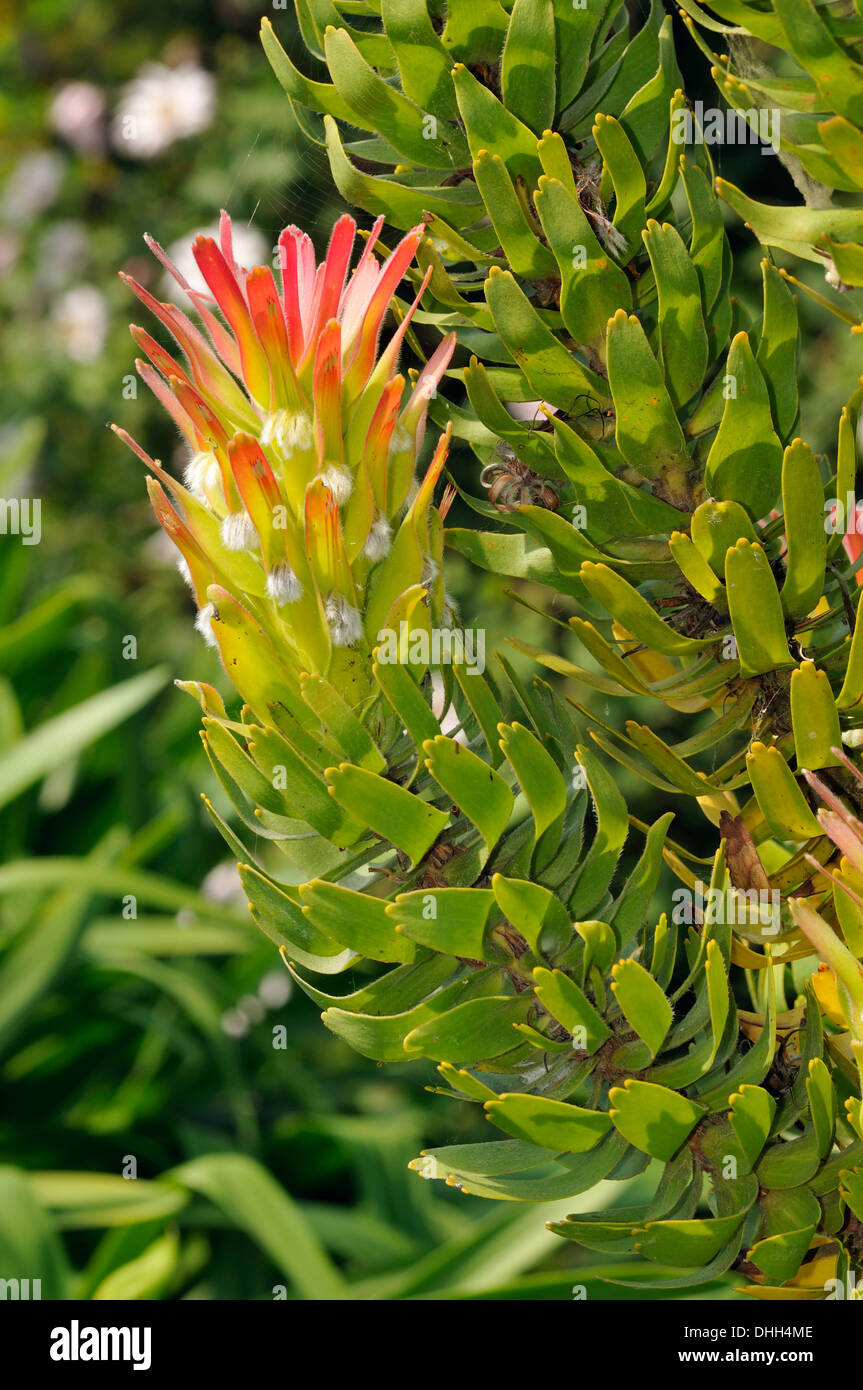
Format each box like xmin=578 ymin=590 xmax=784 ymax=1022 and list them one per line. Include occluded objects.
xmin=116 ymin=212 xmax=455 ymax=704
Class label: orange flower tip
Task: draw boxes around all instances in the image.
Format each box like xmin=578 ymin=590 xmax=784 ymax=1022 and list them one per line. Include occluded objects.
xmin=112 ymin=426 xmax=159 ymax=470
xmin=227 ymin=431 xmax=259 ymax=458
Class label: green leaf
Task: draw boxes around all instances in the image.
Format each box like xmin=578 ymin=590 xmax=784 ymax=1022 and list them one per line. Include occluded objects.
xmin=452 ymin=62 xmax=542 ymax=185
xmin=323 ymin=978 xmax=471 ymax=1060
xmin=839 ymin=1167 xmax=863 ymax=1223
xmin=0 ymin=667 xmax=167 ymax=812
xmin=498 ymin=721 xmax=567 ymax=840
xmin=773 ymin=0 xmax=863 ymax=128
xmin=389 ymin=887 xmax=498 ymax=961
xmin=412 ymin=1130 xmax=630 ymax=1200
xmin=697 ymin=968 xmax=777 ymax=1108
xmin=606 ymin=309 xmax=691 ymax=482
xmin=27 ymin=1172 xmax=188 ymax=1229
xmin=746 ymin=742 xmax=821 ymax=840
xmin=609 ymin=812 xmax=675 ymax=951
xmin=441 ymin=0 xmax=510 ymax=65
xmin=780 ymin=440 xmax=826 ymax=620
xmin=423 ymin=735 xmax=513 ymax=854
xmin=473 ymin=152 xmax=558 ymax=281
xmin=91 ymin=1231 xmax=179 ymax=1301
xmin=241 ymin=862 xmax=354 ymax=973
xmin=579 ymin=562 xmax=715 ymax=657
xmin=755 ymin=1125 xmax=822 ymax=1189
xmin=593 ymin=113 xmax=646 ymax=250
xmin=501 ymin=0 xmax=556 ymax=134
xmin=757 ymin=261 xmax=799 ymax=440
xmin=610 ymin=958 xmax=672 ymax=1057
xmin=485 ymin=1094 xmax=612 ymax=1153
xmin=704 ymin=332 xmax=783 ymax=520
xmin=322 ymin=115 xmax=484 ymax=230
xmin=819 ymin=118 xmax=863 ymax=193
xmin=491 ymin=875 xmax=571 ymax=957
xmin=325 ymin=763 xmax=450 ymax=866
xmin=0 ymin=839 xmax=125 ymax=1055
xmin=0 ymin=1168 xmax=71 ymax=1299
xmin=532 ymin=965 xmax=612 ymax=1052
xmin=691 ymin=498 xmax=757 ymax=576
xmin=534 ymin=174 xmax=632 ymax=355
xmin=747 ymin=1225 xmax=817 ymax=1284
xmin=717 ymin=177 xmax=863 ymax=264
xmin=820 ymin=232 xmax=863 ymax=286
xmin=619 ymin=14 xmax=682 ymax=162
xmin=240 ymin=725 xmax=363 ymax=846
xmin=169 ymin=1154 xmax=348 ymax=1300
xmin=403 ymin=995 xmax=533 ymax=1062
xmin=324 ymin=26 xmax=468 ymax=169
xmin=642 ymin=218 xmax=708 ymax=410
xmin=373 ymin=652 xmax=441 ymax=751
xmin=637 ymin=1212 xmax=749 ymax=1267
xmin=380 ymin=0 xmax=459 ymax=119
xmin=554 ymin=1 xmax=603 ymax=111
xmin=806 ymin=1056 xmax=836 ymax=1158
xmin=550 ymin=414 xmax=684 ymax=540
xmin=299 ymin=881 xmax=417 ymax=964
xmin=260 ymin=17 xmax=358 ymax=124
xmin=609 ymin=1080 xmax=705 ymax=1160
xmin=569 ymin=743 xmax=629 ymax=916
xmin=729 ymin=1085 xmax=776 ymax=1170
xmin=484 ymin=267 xmax=608 ymax=408
xmin=299 ymin=674 xmax=386 ymax=773
xmin=725 ymin=540 xmax=794 ymax=678
xmin=790 ymin=661 xmax=842 ymax=771
xmin=453 ymin=660 xmax=506 ymax=768
xmin=286 ymin=951 xmax=457 ymax=1015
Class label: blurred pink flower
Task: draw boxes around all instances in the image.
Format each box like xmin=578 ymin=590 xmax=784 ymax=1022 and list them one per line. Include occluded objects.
xmin=49 ymin=83 xmax=106 ymax=154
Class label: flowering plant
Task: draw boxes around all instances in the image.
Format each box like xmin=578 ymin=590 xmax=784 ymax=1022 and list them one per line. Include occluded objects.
xmin=122 ymin=0 xmax=863 ymax=1301
xmin=118 ymin=213 xmax=455 ymax=716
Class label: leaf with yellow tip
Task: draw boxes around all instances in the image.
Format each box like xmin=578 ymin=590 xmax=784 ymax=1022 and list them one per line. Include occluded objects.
xmin=747 ymin=742 xmax=821 ymax=840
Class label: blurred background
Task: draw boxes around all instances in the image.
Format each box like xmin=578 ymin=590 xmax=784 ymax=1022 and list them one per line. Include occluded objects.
xmin=0 ymin=0 xmax=858 ymax=1300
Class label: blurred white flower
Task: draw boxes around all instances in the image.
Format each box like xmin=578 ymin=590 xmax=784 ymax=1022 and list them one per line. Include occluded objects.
xmin=37 ymin=220 xmax=89 ymax=290
xmin=237 ymin=994 xmax=266 ymax=1024
xmin=51 ymin=285 xmax=108 ymax=362
xmin=161 ymin=221 xmax=269 ymax=307
xmin=200 ymin=860 xmax=243 ymax=904
xmin=220 ymin=1009 xmax=249 ymax=1039
xmin=111 ymin=62 xmax=216 ymax=160
xmin=258 ymin=971 xmax=292 ymax=1009
xmin=49 ymin=82 xmax=106 ymax=154
xmin=2 ymin=151 xmax=65 ymax=225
